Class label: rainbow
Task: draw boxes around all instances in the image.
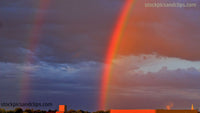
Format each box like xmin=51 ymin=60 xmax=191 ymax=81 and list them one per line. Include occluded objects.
xmin=20 ymin=0 xmax=50 ymax=102
xmin=99 ymin=0 xmax=136 ymax=110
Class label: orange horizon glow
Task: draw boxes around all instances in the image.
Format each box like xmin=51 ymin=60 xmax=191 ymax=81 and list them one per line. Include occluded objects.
xmin=110 ymin=109 xmax=198 ymax=113
xmin=110 ymin=109 xmax=156 ymax=113
xmin=99 ymin=0 xmax=135 ymax=110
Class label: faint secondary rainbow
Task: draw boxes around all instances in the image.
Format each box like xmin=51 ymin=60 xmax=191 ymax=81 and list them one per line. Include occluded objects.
xmin=20 ymin=0 xmax=50 ymax=102
xmin=99 ymin=0 xmax=136 ymax=110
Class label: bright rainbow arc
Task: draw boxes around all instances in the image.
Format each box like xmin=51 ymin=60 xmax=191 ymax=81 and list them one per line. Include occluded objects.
xmin=99 ymin=0 xmax=136 ymax=110
xmin=20 ymin=0 xmax=50 ymax=102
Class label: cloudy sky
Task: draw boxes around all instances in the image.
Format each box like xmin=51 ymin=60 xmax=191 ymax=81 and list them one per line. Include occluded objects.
xmin=0 ymin=0 xmax=200 ymax=112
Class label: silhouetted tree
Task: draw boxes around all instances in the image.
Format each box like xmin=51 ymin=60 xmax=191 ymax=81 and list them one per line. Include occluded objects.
xmin=92 ymin=110 xmax=104 ymax=113
xmin=7 ymin=110 xmax=15 ymax=113
xmin=34 ymin=110 xmax=41 ymax=113
xmin=0 ymin=108 xmax=6 ymax=113
xmin=24 ymin=109 xmax=32 ymax=113
xmin=14 ymin=108 xmax=23 ymax=113
xmin=92 ymin=110 xmax=109 ymax=113
xmin=105 ymin=110 xmax=110 ymax=113
xmin=83 ymin=111 xmax=90 ymax=113
xmin=67 ymin=109 xmax=76 ymax=113
xmin=76 ymin=110 xmax=84 ymax=113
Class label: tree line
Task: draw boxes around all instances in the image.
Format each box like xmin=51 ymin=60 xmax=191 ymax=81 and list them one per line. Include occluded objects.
xmin=0 ymin=108 xmax=110 ymax=113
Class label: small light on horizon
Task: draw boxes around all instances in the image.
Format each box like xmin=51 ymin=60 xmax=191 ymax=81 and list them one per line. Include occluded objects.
xmin=191 ymin=104 xmax=194 ymax=110
xmin=166 ymin=103 xmax=173 ymax=110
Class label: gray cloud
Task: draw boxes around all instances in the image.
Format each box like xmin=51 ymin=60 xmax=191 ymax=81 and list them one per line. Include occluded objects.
xmin=0 ymin=0 xmax=200 ymax=111
xmin=0 ymin=0 xmax=124 ymax=63
xmin=111 ymin=67 xmax=200 ymax=89
xmin=0 ymin=61 xmax=103 ymax=111
xmin=0 ymin=57 xmax=200 ymax=111
xmin=0 ymin=0 xmax=200 ymax=64
xmin=107 ymin=67 xmax=200 ymax=110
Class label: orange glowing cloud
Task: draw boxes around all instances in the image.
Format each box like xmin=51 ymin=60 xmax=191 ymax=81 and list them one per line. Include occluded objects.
xmin=117 ymin=0 xmax=200 ymax=61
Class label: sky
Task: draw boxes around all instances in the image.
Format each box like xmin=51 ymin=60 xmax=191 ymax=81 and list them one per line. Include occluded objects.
xmin=0 ymin=0 xmax=200 ymax=112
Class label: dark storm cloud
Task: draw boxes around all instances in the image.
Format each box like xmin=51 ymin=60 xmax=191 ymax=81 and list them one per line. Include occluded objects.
xmin=1 ymin=0 xmax=200 ymax=111
xmin=0 ymin=60 xmax=200 ymax=111
xmin=0 ymin=61 xmax=102 ymax=111
xmin=0 ymin=61 xmax=103 ymax=93
xmin=1 ymin=0 xmax=200 ymax=64
xmin=0 ymin=0 xmax=125 ymax=63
